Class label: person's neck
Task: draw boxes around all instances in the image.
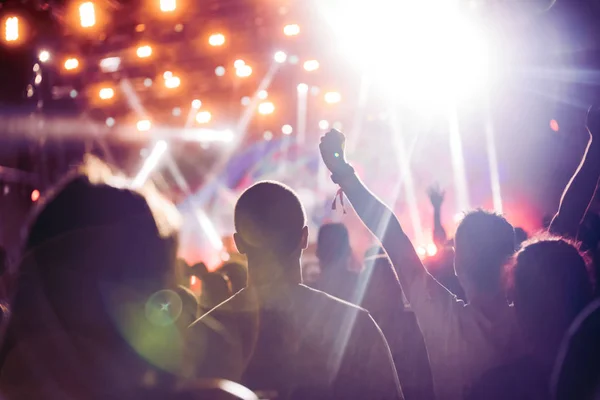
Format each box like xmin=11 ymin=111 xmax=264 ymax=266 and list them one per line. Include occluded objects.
xmin=246 ymin=254 xmax=302 ymax=287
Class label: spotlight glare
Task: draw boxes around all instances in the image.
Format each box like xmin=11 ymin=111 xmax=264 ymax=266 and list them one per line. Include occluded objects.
xmin=160 ymin=0 xmax=176 ymax=12
xmin=324 ymin=91 xmax=341 ymax=104
xmin=303 ymin=59 xmax=319 ymax=72
xmin=282 ymin=124 xmax=293 ymax=135
xmin=165 ymin=76 xmax=181 ymax=89
xmin=274 ymin=51 xmax=287 ymax=63
xmin=38 ymin=50 xmax=50 ymax=63
xmin=297 ymin=83 xmax=309 ymax=93
xmin=236 ymin=65 xmax=252 ymax=78
xmin=283 ymin=24 xmax=300 ymax=36
xmin=215 ymin=66 xmax=226 ymax=76
xmin=64 ymin=58 xmax=79 ymax=71
xmin=4 ymin=16 xmax=19 ymax=42
xmin=208 ymin=33 xmax=225 ymax=46
xmin=99 ymin=56 xmax=121 ymax=73
xmin=191 ymin=99 xmax=202 ymax=109
xmin=258 ymin=101 xmax=275 ymax=115
xmin=137 ymin=119 xmax=152 ymax=131
xmin=99 ymin=87 xmax=114 ymax=100
xmin=136 ymin=45 xmax=152 ymax=58
xmin=427 ymin=243 xmax=438 ymax=257
xmin=79 ymin=2 xmax=96 ymax=28
xmin=196 ymin=111 xmax=212 ymax=124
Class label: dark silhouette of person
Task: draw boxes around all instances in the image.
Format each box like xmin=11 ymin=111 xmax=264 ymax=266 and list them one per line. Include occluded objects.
xmin=187 ymin=181 xmax=403 ymax=400
xmin=313 ymin=223 xmax=360 ymax=304
xmin=361 ymin=247 xmax=436 ymax=400
xmin=552 ymin=298 xmax=600 ymax=400
xmin=320 ymin=130 xmax=524 ymax=400
xmin=218 ymin=262 xmax=248 ymax=294
xmin=467 ymin=237 xmax=593 ymax=399
xmin=0 ymin=160 xmax=186 ymax=399
xmin=199 ymin=272 xmax=232 ymax=314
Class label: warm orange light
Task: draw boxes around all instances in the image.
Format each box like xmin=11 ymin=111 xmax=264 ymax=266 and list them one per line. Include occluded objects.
xmin=258 ymin=102 xmax=275 ymax=115
xmin=64 ymin=58 xmax=80 ymax=71
xmin=99 ymin=87 xmax=114 ymax=100
xmin=165 ymin=76 xmax=181 ymax=89
xmin=283 ymin=24 xmax=300 ymax=36
xmin=196 ymin=111 xmax=212 ymax=124
xmin=79 ymin=2 xmax=96 ymax=28
xmin=208 ymin=33 xmax=225 ymax=46
xmin=303 ymin=60 xmax=319 ymax=72
xmin=136 ymin=45 xmax=152 ymax=58
xmin=4 ymin=16 xmax=19 ymax=42
xmin=31 ymin=189 xmax=40 ymax=202
xmin=324 ymin=91 xmax=341 ymax=104
xmin=236 ymin=65 xmax=252 ymax=78
xmin=137 ymin=119 xmax=152 ymax=131
xmin=160 ymin=0 xmax=176 ymax=12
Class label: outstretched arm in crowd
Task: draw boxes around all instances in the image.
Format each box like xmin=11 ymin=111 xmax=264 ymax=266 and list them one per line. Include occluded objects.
xmin=428 ymin=185 xmax=448 ymax=248
xmin=550 ymin=106 xmax=600 ymax=238
xmin=319 ymin=130 xmax=440 ymax=303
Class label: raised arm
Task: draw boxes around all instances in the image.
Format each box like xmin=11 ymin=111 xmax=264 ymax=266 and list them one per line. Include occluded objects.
xmin=549 ymin=106 xmax=600 ymax=238
xmin=428 ymin=185 xmax=448 ymax=248
xmin=319 ymin=130 xmax=429 ymax=300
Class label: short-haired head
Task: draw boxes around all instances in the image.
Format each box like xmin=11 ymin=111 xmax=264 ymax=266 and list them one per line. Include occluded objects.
xmin=454 ymin=210 xmax=515 ymax=293
xmin=510 ymin=236 xmax=593 ymax=354
xmin=316 ymin=223 xmax=351 ymax=267
xmin=234 ymin=181 xmax=307 ymax=260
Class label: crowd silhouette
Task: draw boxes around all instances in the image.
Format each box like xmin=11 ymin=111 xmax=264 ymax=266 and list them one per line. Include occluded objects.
xmin=0 ymin=107 xmax=598 ymax=399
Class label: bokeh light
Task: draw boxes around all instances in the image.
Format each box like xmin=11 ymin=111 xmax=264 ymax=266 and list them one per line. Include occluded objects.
xmin=258 ymin=101 xmax=275 ymax=115
xmin=550 ymin=119 xmax=560 ymax=132
xmin=303 ymin=60 xmax=319 ymax=72
xmin=99 ymin=87 xmax=114 ymax=100
xmin=38 ymin=50 xmax=50 ymax=63
xmin=208 ymin=33 xmax=225 ymax=46
xmin=324 ymin=91 xmax=341 ymax=104
xmin=79 ymin=2 xmax=96 ymax=28
xmin=31 ymin=189 xmax=40 ymax=202
xmin=191 ymin=99 xmax=202 ymax=109
xmin=274 ymin=51 xmax=287 ymax=63
xmin=196 ymin=110 xmax=212 ymax=124
xmin=160 ymin=0 xmax=176 ymax=12
xmin=136 ymin=45 xmax=152 ymax=58
xmin=137 ymin=119 xmax=152 ymax=131
xmin=282 ymin=124 xmax=293 ymax=135
xmin=283 ymin=24 xmax=300 ymax=36
xmin=236 ymin=65 xmax=252 ymax=78
xmin=64 ymin=58 xmax=79 ymax=71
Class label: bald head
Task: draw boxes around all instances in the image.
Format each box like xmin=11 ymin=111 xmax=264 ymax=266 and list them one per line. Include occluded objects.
xmin=234 ymin=181 xmax=306 ymax=259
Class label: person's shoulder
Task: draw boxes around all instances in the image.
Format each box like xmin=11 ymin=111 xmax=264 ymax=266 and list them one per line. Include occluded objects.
xmin=298 ymin=284 xmax=370 ymax=314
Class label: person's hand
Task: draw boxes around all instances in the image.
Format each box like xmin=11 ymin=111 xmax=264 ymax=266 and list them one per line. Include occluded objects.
xmin=319 ymin=129 xmax=349 ymax=176
xmin=427 ymin=184 xmax=445 ymax=209
xmin=586 ymin=105 xmax=600 ymax=139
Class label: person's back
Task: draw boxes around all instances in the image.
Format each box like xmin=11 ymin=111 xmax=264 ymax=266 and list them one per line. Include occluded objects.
xmin=187 ymin=181 xmax=402 ymax=400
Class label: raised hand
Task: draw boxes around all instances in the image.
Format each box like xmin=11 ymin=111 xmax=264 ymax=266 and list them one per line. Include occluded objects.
xmin=319 ymin=129 xmax=349 ymax=176
xmin=427 ymin=184 xmax=445 ymax=209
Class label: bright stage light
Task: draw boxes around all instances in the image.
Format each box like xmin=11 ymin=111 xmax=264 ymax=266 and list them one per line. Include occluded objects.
xmin=99 ymin=87 xmax=114 ymax=100
xmin=137 ymin=45 xmax=152 ymax=58
xmin=191 ymin=99 xmax=202 ymax=109
xmin=209 ymin=33 xmax=225 ymax=46
xmin=319 ymin=120 xmax=330 ymax=130
xmin=165 ymin=76 xmax=181 ymax=88
xmin=258 ymin=101 xmax=275 ymax=115
xmin=324 ymin=91 xmax=341 ymax=104
xmin=303 ymin=60 xmax=319 ymax=72
xmin=39 ymin=50 xmax=50 ymax=63
xmin=426 ymin=243 xmax=438 ymax=257
xmin=236 ymin=65 xmax=252 ymax=78
xmin=99 ymin=56 xmax=120 ymax=72
xmin=274 ymin=51 xmax=287 ymax=63
xmin=137 ymin=119 xmax=152 ymax=131
xmin=258 ymin=90 xmax=268 ymax=99
xmin=234 ymin=59 xmax=245 ymax=69
xmin=324 ymin=0 xmax=491 ymax=107
xmin=31 ymin=189 xmax=40 ymax=202
xmin=282 ymin=124 xmax=293 ymax=135
xmin=79 ymin=2 xmax=96 ymax=28
xmin=297 ymin=83 xmax=309 ymax=93
xmin=5 ymin=16 xmax=19 ymax=42
xmin=160 ymin=0 xmax=176 ymax=12
xmin=283 ymin=24 xmax=300 ymax=36
xmin=196 ymin=111 xmax=212 ymax=124
xmin=64 ymin=58 xmax=79 ymax=71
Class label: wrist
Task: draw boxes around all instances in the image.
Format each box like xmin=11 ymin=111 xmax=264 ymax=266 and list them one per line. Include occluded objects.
xmin=330 ymin=163 xmax=355 ymax=185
